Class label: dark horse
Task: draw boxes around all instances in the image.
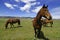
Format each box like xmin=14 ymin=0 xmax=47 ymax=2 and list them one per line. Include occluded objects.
xmin=5 ymin=18 xmax=20 ymax=29
xmin=32 ymin=4 xmax=52 ymax=39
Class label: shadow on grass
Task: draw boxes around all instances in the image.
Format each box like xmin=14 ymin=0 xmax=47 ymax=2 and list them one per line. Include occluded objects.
xmin=12 ymin=25 xmax=23 ymax=28
xmin=5 ymin=25 xmax=23 ymax=29
xmin=43 ymin=25 xmax=52 ymax=28
xmin=37 ymin=31 xmax=49 ymax=40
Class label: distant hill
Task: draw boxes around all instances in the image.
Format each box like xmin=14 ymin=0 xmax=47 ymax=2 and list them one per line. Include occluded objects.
xmin=0 ymin=16 xmax=60 ymax=19
xmin=0 ymin=16 xmax=34 ymax=19
xmin=0 ymin=16 xmax=19 ymax=18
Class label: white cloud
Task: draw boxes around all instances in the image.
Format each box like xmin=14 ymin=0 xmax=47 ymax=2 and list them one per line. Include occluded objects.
xmin=40 ymin=0 xmax=54 ymax=3
xmin=50 ymin=7 xmax=60 ymax=19
xmin=20 ymin=0 xmax=36 ymax=3
xmin=52 ymin=15 xmax=60 ymax=19
xmin=15 ymin=0 xmax=36 ymax=3
xmin=20 ymin=3 xmax=31 ymax=11
xmin=15 ymin=0 xmax=20 ymax=2
xmin=15 ymin=0 xmax=41 ymax=13
xmin=32 ymin=6 xmax=42 ymax=13
xmin=50 ymin=7 xmax=60 ymax=13
xmin=20 ymin=3 xmax=31 ymax=13
xmin=19 ymin=0 xmax=36 ymax=11
xmin=13 ymin=5 xmax=18 ymax=7
xmin=19 ymin=1 xmax=41 ymax=13
xmin=31 ymin=2 xmax=40 ymax=5
xmin=37 ymin=2 xmax=40 ymax=5
xmin=4 ymin=3 xmax=14 ymax=9
xmin=31 ymin=2 xmax=36 ymax=5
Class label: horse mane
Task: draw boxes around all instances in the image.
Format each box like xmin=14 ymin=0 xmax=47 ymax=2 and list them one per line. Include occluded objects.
xmin=36 ymin=8 xmax=42 ymax=19
xmin=36 ymin=6 xmax=46 ymax=21
xmin=36 ymin=4 xmax=46 ymax=19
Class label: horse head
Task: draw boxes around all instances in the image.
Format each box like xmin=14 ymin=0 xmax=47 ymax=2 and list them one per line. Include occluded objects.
xmin=40 ymin=4 xmax=52 ymax=20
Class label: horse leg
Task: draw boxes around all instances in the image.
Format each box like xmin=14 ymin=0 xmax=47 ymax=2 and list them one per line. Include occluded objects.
xmin=12 ymin=23 xmax=14 ymax=28
xmin=45 ymin=23 xmax=47 ymax=27
xmin=37 ymin=28 xmax=40 ymax=39
xmin=5 ymin=25 xmax=8 ymax=29
xmin=34 ymin=28 xmax=37 ymax=39
xmin=18 ymin=20 xmax=20 ymax=26
xmin=43 ymin=23 xmax=45 ymax=27
xmin=5 ymin=26 xmax=7 ymax=29
xmin=5 ymin=22 xmax=9 ymax=29
xmin=37 ymin=25 xmax=42 ymax=39
xmin=10 ymin=23 xmax=13 ymax=28
xmin=51 ymin=22 xmax=53 ymax=27
xmin=12 ymin=24 xmax=14 ymax=27
xmin=43 ymin=22 xmax=46 ymax=27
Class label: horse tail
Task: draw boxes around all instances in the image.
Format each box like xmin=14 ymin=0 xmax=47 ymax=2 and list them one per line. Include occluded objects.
xmin=18 ymin=19 xmax=20 ymax=25
xmin=5 ymin=21 xmax=9 ymax=29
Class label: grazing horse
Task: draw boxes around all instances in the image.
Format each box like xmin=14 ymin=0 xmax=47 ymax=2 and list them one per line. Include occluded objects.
xmin=41 ymin=18 xmax=53 ymax=27
xmin=5 ymin=18 xmax=20 ymax=29
xmin=32 ymin=4 xmax=52 ymax=39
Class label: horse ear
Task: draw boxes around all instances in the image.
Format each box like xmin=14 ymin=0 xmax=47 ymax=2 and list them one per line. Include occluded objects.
xmin=43 ymin=4 xmax=45 ymax=8
xmin=47 ymin=5 xmax=48 ymax=7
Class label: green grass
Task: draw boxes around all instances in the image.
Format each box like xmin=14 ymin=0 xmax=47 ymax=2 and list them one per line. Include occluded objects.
xmin=0 ymin=18 xmax=60 ymax=40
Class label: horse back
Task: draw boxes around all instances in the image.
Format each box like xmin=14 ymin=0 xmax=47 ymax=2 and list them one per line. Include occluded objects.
xmin=7 ymin=18 xmax=20 ymax=23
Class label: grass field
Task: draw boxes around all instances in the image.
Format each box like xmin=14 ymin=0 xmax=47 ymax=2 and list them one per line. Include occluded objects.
xmin=0 ymin=18 xmax=60 ymax=40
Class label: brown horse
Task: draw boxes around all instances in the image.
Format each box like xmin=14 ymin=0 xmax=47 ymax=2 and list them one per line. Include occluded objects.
xmin=5 ymin=18 xmax=20 ymax=29
xmin=32 ymin=4 xmax=52 ymax=39
xmin=41 ymin=18 xmax=53 ymax=27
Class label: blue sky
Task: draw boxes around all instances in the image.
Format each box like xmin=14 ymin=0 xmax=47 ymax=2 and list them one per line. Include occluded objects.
xmin=0 ymin=0 xmax=60 ymax=19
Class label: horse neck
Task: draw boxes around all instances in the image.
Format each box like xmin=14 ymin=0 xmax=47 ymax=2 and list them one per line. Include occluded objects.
xmin=36 ymin=8 xmax=43 ymax=20
xmin=36 ymin=16 xmax=42 ymax=20
xmin=34 ymin=8 xmax=43 ymax=22
xmin=34 ymin=15 xmax=42 ymax=23
xmin=36 ymin=13 xmax=42 ymax=21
